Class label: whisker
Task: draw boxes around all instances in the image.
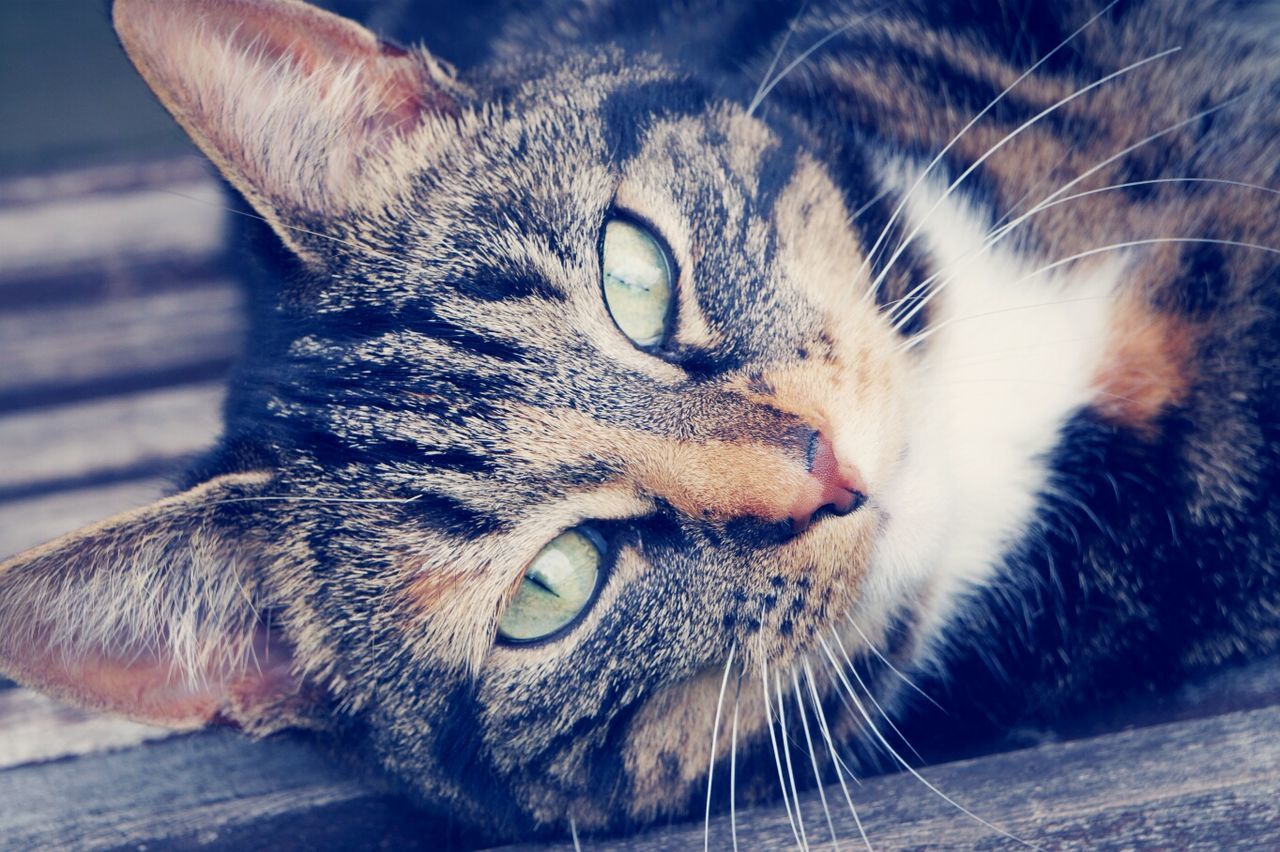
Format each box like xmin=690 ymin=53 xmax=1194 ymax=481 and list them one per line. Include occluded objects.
xmin=896 ymin=233 xmax=1279 ymax=345
xmin=762 ymin=655 xmax=804 ymax=849
xmin=206 ymin=493 xmax=426 ymax=506
xmin=996 ymin=176 xmax=1280 ymax=229
xmin=1013 ymin=236 xmax=1280 ymax=284
xmin=747 ymin=0 xmax=809 ymax=113
xmin=829 ymin=631 xmax=924 ymax=764
xmin=731 ymin=680 xmax=742 ymax=852
xmin=870 ymin=45 xmax=1183 ymax=299
xmin=993 ymin=95 xmax=1249 ymax=234
xmin=570 ymin=816 xmax=582 ymax=852
xmin=706 ymin=644 xmax=738 ymax=852
xmin=843 ymin=617 xmax=943 ymax=713
xmin=816 ymin=637 xmax=1035 ymax=848
xmin=803 ymin=661 xmax=872 ymax=850
xmin=849 ymin=187 xmax=892 ymax=226
xmin=885 ymin=100 xmax=1259 ymax=334
xmin=895 ymin=294 xmax=1110 ymax=351
xmin=776 ymin=671 xmax=812 ymax=851
xmin=889 ymin=151 xmax=1263 ymax=335
xmin=856 ymin=1 xmax=1119 ymax=299
xmin=749 ymin=8 xmax=882 ymax=117
xmin=791 ymin=669 xmax=840 ymax=848
xmin=158 ymin=187 xmax=414 ymax=271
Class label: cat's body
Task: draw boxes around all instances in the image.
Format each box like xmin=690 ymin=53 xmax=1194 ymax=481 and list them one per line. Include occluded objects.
xmin=1 ymin=0 xmax=1278 ymax=845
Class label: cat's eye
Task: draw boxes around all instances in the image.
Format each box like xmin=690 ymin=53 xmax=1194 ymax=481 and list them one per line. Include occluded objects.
xmin=497 ymin=527 xmax=604 ymax=643
xmin=601 ymin=218 xmax=674 ymax=348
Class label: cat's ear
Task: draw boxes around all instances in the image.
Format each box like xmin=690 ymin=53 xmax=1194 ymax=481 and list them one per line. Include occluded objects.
xmin=0 ymin=472 xmax=317 ymax=734
xmin=112 ymin=0 xmax=461 ymax=254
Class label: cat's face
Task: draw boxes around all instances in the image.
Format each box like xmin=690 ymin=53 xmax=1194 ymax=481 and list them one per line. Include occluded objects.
xmin=0 ymin=0 xmax=906 ymax=840
xmin=267 ymin=49 xmax=907 ymax=829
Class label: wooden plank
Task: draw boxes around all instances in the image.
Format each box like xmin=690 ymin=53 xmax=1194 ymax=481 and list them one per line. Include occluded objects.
xmin=0 ymin=689 xmax=171 ymax=770
xmin=0 ymin=383 xmax=223 ymax=497
xmin=0 ymin=173 xmax=223 ymax=283
xmin=0 ymin=730 xmax=436 ymax=851
xmin=513 ymin=703 xmax=1280 ymax=851
xmin=0 ymin=158 xmax=211 ymax=209
xmin=0 ymin=160 xmax=229 ymax=311
xmin=0 ymin=703 xmax=1275 ymax=850
xmin=0 ymin=279 xmax=243 ymax=408
xmin=0 ymin=478 xmax=170 ymax=559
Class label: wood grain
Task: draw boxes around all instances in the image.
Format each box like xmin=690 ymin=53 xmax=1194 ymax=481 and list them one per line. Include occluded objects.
xmin=0 ymin=703 xmax=1274 ymax=850
xmin=0 ymin=383 xmax=224 ymax=495
xmin=511 ymin=703 xmax=1280 ymax=851
xmin=0 ymin=730 xmax=435 ymax=851
xmin=0 ymin=279 xmax=243 ymax=408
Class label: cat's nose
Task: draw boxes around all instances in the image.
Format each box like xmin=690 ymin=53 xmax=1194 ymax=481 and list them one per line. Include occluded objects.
xmin=789 ymin=432 xmax=868 ymax=533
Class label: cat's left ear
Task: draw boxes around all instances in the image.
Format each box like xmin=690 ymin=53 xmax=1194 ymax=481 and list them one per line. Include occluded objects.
xmin=0 ymin=472 xmax=319 ymax=734
xmin=112 ymin=0 xmax=463 ymax=255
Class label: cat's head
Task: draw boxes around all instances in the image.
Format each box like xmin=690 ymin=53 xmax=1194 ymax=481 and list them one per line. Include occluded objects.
xmin=0 ymin=0 xmax=911 ymax=838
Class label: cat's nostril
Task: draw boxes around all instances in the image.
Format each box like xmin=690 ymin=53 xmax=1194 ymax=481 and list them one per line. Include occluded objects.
xmin=791 ymin=432 xmax=868 ymax=533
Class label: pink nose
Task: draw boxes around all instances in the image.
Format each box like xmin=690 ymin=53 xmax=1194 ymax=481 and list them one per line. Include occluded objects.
xmin=789 ymin=433 xmax=867 ymax=533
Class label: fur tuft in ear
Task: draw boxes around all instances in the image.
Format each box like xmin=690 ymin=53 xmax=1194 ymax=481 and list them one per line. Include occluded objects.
xmin=112 ymin=0 xmax=463 ymax=253
xmin=0 ymin=472 xmax=319 ymax=734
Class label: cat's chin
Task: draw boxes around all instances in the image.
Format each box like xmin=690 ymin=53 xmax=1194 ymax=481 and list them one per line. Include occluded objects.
xmin=593 ymin=505 xmax=890 ymax=828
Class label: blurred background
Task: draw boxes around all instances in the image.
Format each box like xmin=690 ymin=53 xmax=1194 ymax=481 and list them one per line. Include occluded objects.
xmin=0 ymin=0 xmax=514 ymax=176
xmin=1 ymin=0 xmax=195 ymax=176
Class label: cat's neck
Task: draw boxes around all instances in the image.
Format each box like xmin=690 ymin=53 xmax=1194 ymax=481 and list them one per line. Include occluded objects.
xmin=863 ymin=159 xmax=1130 ymax=670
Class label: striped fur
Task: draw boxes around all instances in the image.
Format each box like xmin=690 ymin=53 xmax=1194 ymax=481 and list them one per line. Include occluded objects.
xmin=0 ymin=0 xmax=1277 ymax=843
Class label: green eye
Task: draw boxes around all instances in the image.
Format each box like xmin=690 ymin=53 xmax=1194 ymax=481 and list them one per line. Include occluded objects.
xmin=497 ymin=528 xmax=604 ymax=643
xmin=601 ymin=218 xmax=674 ymax=347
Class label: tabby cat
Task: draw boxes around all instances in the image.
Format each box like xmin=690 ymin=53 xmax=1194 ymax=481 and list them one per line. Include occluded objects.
xmin=1 ymin=0 xmax=1278 ymax=845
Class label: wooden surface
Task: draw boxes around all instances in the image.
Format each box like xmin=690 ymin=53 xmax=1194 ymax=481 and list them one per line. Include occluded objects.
xmin=1 ymin=161 xmax=1278 ymax=850
xmin=518 ymin=704 xmax=1280 ymax=851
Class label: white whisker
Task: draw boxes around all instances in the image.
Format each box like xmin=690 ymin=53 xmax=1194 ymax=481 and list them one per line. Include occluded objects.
xmin=844 ymin=617 xmax=942 ymax=713
xmin=816 ymin=637 xmax=1035 ymax=848
xmin=749 ymin=9 xmax=882 ymax=117
xmin=207 ymin=493 xmax=426 ymax=506
xmin=870 ymin=45 xmax=1183 ymax=299
xmin=855 ymin=1 xmax=1120 ymax=297
xmin=895 ymin=294 xmax=1109 ymax=351
xmin=803 ymin=661 xmax=872 ymax=850
xmin=762 ymin=654 xmax=804 ymax=849
xmin=993 ymin=95 xmax=1250 ymax=236
xmin=706 ymin=644 xmax=738 ymax=852
xmin=791 ymin=670 xmax=840 ymax=848
xmin=997 ymin=176 xmax=1280 ymax=229
xmin=829 ymin=631 xmax=923 ymax=764
xmin=731 ymin=682 xmax=742 ymax=852
xmin=776 ymin=671 xmax=812 ymax=851
xmin=1013 ymin=236 xmax=1280 ymax=284
xmin=748 ymin=0 xmax=809 ymax=113
xmin=159 ymin=187 xmax=413 ymax=271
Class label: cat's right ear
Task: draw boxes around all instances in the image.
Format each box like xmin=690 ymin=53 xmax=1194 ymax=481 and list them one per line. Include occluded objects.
xmin=112 ymin=0 xmax=463 ymax=257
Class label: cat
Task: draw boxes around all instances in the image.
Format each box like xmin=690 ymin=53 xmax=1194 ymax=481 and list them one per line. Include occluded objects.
xmin=1 ymin=0 xmax=1278 ymax=845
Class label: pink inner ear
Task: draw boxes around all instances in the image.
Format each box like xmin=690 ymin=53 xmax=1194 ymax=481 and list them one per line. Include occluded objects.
xmin=199 ymin=0 xmax=443 ymax=135
xmin=29 ymin=624 xmax=303 ymax=731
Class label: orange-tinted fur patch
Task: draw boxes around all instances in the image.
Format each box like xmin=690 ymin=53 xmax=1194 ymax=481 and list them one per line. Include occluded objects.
xmin=1092 ymin=297 xmax=1196 ymax=434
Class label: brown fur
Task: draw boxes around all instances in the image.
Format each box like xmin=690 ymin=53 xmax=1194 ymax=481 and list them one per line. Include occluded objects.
xmin=1 ymin=0 xmax=1276 ymax=843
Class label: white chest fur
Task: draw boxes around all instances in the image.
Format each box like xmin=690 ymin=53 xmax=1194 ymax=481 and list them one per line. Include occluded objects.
xmin=860 ymin=167 xmax=1129 ymax=672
